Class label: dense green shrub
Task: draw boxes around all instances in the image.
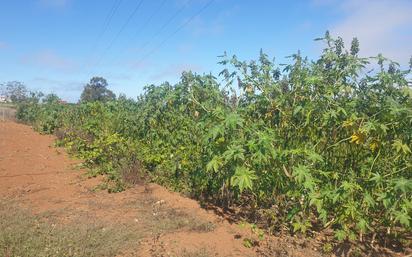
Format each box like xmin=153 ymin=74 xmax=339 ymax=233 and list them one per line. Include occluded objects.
xmin=16 ymin=34 xmax=412 ymax=244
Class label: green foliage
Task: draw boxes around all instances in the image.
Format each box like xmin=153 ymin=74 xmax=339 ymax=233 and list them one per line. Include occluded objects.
xmin=80 ymin=77 xmax=116 ymax=103
xmin=16 ymin=34 xmax=412 ymax=245
xmin=231 ymin=167 xmax=257 ymax=193
xmin=15 ymin=91 xmax=44 ymax=124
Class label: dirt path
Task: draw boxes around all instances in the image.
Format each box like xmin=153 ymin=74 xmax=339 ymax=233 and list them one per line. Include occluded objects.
xmin=0 ymin=121 xmax=320 ymax=257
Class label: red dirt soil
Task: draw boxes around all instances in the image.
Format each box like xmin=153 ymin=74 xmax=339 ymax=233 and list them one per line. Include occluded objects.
xmin=0 ymin=121 xmax=325 ymax=257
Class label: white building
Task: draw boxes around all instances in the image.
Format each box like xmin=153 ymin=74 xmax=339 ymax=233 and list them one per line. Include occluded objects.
xmin=0 ymin=95 xmax=10 ymax=103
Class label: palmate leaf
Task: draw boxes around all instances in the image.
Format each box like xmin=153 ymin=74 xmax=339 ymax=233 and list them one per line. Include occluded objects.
xmin=293 ymin=105 xmax=303 ymax=116
xmin=340 ymin=181 xmax=362 ymax=193
xmin=356 ymin=218 xmax=369 ymax=233
xmin=223 ymin=144 xmax=245 ymax=162
xmin=231 ymin=166 xmax=257 ymax=193
xmin=257 ymin=130 xmax=274 ymax=151
xmin=334 ymin=229 xmax=347 ymax=241
xmin=318 ymin=209 xmax=328 ymax=223
xmin=392 ymin=178 xmax=412 ymax=193
xmin=394 ymin=211 xmax=411 ymax=227
xmin=344 ymin=202 xmax=358 ymax=219
xmin=292 ymin=219 xmax=311 ymax=233
xmin=380 ymin=123 xmax=389 ymax=134
xmin=251 ymin=150 xmax=268 ymax=165
xmin=363 ymin=192 xmax=376 ymax=208
xmin=208 ymin=125 xmax=224 ymax=140
xmin=308 ymin=192 xmax=323 ymax=212
xmin=306 ymin=150 xmax=324 ymax=163
xmin=370 ymin=172 xmax=383 ymax=184
xmin=292 ymin=165 xmax=311 ymax=184
xmin=224 ymin=113 xmax=244 ymax=130
xmin=392 ymin=139 xmax=411 ymax=154
xmin=377 ymin=192 xmax=392 ymax=208
xmin=206 ymin=157 xmax=221 ymax=173
xmin=303 ymin=177 xmax=316 ymax=192
xmin=403 ymin=198 xmax=412 ymax=210
xmin=287 ymin=206 xmax=300 ymax=221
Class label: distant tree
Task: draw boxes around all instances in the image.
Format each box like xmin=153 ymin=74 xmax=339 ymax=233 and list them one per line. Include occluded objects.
xmin=0 ymin=83 xmax=5 ymax=96
xmin=80 ymin=77 xmax=116 ymax=103
xmin=43 ymin=93 xmax=61 ymax=104
xmin=118 ymin=93 xmax=127 ymax=101
xmin=350 ymin=37 xmax=360 ymax=56
xmin=1 ymin=81 xmax=28 ymax=102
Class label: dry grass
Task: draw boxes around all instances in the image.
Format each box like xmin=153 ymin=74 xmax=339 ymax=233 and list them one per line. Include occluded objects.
xmin=151 ymin=207 xmax=215 ymax=233
xmin=0 ymin=201 xmax=142 ymax=257
xmin=150 ymin=244 xmax=216 ymax=257
xmin=123 ymin=196 xmax=216 ymax=234
xmin=0 ymin=106 xmax=16 ymax=121
xmin=0 ymin=194 xmax=216 ymax=257
xmin=180 ymin=248 xmax=216 ymax=257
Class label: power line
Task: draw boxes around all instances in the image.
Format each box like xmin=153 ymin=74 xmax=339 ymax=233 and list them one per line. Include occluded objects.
xmin=82 ymin=0 xmax=123 ymax=79
xmin=135 ymin=0 xmax=193 ymax=55
xmin=95 ymin=0 xmax=191 ymax=76
xmin=132 ymin=0 xmax=167 ymax=42
xmin=90 ymin=0 xmax=123 ymax=52
xmin=104 ymin=0 xmax=167 ymax=68
xmin=92 ymin=0 xmax=145 ymax=72
xmin=134 ymin=0 xmax=215 ymax=68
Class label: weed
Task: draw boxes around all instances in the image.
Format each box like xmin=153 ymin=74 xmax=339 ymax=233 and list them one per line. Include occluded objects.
xmin=322 ymin=242 xmax=333 ymax=254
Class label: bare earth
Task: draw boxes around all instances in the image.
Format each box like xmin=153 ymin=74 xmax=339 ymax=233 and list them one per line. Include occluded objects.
xmin=0 ymin=120 xmax=322 ymax=257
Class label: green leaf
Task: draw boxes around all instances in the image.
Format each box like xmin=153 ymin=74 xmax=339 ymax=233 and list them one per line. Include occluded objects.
xmin=393 ymin=178 xmax=412 ymax=193
xmin=206 ymin=157 xmax=220 ymax=173
xmin=225 ymin=113 xmax=243 ymax=130
xmin=223 ymin=144 xmax=245 ymax=162
xmin=293 ymin=219 xmax=311 ymax=233
xmin=394 ymin=211 xmax=411 ymax=227
xmin=370 ymin=172 xmax=382 ymax=183
xmin=363 ymin=193 xmax=376 ymax=208
xmin=242 ymin=238 xmax=253 ymax=248
xmin=356 ymin=218 xmax=368 ymax=233
xmin=306 ymin=150 xmax=324 ymax=163
xmin=334 ymin=229 xmax=347 ymax=241
xmin=380 ymin=124 xmax=389 ymax=133
xmin=293 ymin=105 xmax=303 ymax=116
xmin=292 ymin=165 xmax=310 ymax=184
xmin=208 ymin=125 xmax=224 ymax=140
xmin=287 ymin=206 xmax=300 ymax=221
xmin=392 ymin=139 xmax=411 ymax=154
xmin=231 ymin=167 xmax=257 ymax=193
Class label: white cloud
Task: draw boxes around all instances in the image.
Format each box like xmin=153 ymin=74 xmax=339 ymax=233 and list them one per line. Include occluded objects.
xmin=328 ymin=0 xmax=412 ymax=64
xmin=21 ymin=50 xmax=75 ymax=72
xmin=32 ymin=77 xmax=83 ymax=92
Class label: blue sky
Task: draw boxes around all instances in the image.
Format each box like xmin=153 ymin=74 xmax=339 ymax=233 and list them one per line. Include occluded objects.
xmin=1 ymin=0 xmax=411 ymax=102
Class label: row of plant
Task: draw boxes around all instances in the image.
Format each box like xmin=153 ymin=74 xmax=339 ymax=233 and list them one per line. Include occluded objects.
xmin=16 ymin=34 xmax=412 ymax=248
